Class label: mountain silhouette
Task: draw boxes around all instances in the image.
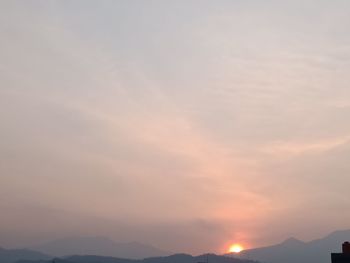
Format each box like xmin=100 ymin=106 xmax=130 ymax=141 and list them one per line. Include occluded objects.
xmin=280 ymin=237 xmax=305 ymax=246
xmin=17 ymin=253 xmax=257 ymax=263
xmin=32 ymin=237 xmax=169 ymax=259
xmin=229 ymin=229 xmax=350 ymax=263
xmin=0 ymin=247 xmax=51 ymax=263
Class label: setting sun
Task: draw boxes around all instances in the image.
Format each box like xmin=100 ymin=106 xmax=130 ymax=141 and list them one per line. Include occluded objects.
xmin=229 ymin=244 xmax=244 ymax=253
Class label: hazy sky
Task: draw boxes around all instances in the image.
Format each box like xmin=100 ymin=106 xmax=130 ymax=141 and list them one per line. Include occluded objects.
xmin=1 ymin=0 xmax=350 ymax=255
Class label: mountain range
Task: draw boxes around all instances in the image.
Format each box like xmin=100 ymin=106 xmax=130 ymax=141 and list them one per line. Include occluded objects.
xmin=3 ymin=229 xmax=350 ymax=263
xmin=230 ymin=229 xmax=350 ymax=263
xmin=0 ymin=247 xmax=50 ymax=263
xmin=16 ymin=254 xmax=257 ymax=263
xmin=31 ymin=237 xmax=169 ymax=259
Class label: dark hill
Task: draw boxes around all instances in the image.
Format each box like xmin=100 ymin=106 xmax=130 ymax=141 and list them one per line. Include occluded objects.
xmin=17 ymin=253 xmax=257 ymax=263
xmin=0 ymin=247 xmax=51 ymax=263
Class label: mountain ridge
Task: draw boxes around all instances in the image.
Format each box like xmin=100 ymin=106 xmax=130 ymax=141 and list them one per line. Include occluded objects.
xmin=31 ymin=236 xmax=170 ymax=259
xmin=0 ymin=247 xmax=51 ymax=263
xmin=16 ymin=253 xmax=257 ymax=263
xmin=229 ymin=229 xmax=350 ymax=263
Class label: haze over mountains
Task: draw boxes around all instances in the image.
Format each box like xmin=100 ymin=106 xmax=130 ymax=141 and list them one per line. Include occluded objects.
xmin=17 ymin=254 xmax=256 ymax=263
xmin=31 ymin=237 xmax=169 ymax=259
xmin=231 ymin=229 xmax=350 ymax=263
xmin=0 ymin=247 xmax=50 ymax=263
xmin=2 ymin=229 xmax=350 ymax=263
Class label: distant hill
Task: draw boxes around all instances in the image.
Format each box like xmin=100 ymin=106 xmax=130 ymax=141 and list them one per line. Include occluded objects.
xmin=31 ymin=237 xmax=169 ymax=259
xmin=229 ymin=229 xmax=350 ymax=263
xmin=17 ymin=253 xmax=258 ymax=263
xmin=0 ymin=247 xmax=51 ymax=263
xmin=143 ymin=254 xmax=257 ymax=263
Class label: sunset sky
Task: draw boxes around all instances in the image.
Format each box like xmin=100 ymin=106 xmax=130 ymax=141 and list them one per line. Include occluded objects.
xmin=1 ymin=0 xmax=350 ymax=254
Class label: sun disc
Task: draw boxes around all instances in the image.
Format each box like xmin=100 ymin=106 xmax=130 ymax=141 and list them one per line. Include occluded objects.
xmin=229 ymin=244 xmax=244 ymax=253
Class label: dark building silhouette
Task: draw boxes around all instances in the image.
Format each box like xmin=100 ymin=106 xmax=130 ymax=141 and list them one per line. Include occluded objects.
xmin=332 ymin=242 xmax=350 ymax=263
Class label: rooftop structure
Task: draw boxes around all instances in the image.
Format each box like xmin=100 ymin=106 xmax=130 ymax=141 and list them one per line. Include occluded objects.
xmin=331 ymin=242 xmax=350 ymax=263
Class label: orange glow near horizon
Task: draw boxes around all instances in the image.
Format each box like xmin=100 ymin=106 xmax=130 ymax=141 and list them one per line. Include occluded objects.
xmin=228 ymin=244 xmax=244 ymax=253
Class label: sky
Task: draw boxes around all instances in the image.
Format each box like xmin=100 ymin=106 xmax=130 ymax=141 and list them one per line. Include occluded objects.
xmin=1 ymin=0 xmax=350 ymax=255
